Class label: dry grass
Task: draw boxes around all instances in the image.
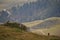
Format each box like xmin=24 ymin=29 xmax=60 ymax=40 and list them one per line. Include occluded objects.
xmin=0 ymin=26 xmax=60 ymax=40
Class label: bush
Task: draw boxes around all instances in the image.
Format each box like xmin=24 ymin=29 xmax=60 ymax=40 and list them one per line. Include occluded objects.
xmin=4 ymin=21 xmax=27 ymax=31
xmin=20 ymin=24 xmax=27 ymax=31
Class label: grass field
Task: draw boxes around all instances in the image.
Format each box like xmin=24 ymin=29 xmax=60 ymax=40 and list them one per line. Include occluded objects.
xmin=31 ymin=24 xmax=60 ymax=37
xmin=22 ymin=20 xmax=43 ymax=27
xmin=0 ymin=25 xmax=60 ymax=40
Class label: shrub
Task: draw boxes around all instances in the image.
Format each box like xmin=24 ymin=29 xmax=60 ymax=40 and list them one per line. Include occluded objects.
xmin=4 ymin=21 xmax=27 ymax=31
xmin=20 ymin=24 xmax=27 ymax=31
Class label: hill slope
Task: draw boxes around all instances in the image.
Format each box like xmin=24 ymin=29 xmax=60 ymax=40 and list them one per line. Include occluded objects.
xmin=23 ymin=17 xmax=60 ymax=28
xmin=22 ymin=20 xmax=43 ymax=27
xmin=0 ymin=25 xmax=60 ymax=40
xmin=31 ymin=24 xmax=60 ymax=36
xmin=31 ymin=17 xmax=60 ymax=29
xmin=23 ymin=17 xmax=60 ymax=36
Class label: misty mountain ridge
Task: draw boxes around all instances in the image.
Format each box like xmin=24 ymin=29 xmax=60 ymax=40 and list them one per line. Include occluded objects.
xmin=10 ymin=0 xmax=60 ymax=23
xmin=0 ymin=9 xmax=10 ymax=23
xmin=0 ymin=0 xmax=60 ymax=23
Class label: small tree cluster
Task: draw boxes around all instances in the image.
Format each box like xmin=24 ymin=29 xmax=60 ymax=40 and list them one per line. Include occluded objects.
xmin=4 ymin=21 xmax=27 ymax=31
xmin=20 ymin=24 xmax=27 ymax=31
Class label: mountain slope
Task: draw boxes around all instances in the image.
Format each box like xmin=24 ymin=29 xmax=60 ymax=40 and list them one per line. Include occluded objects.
xmin=9 ymin=0 xmax=60 ymax=23
xmin=31 ymin=17 xmax=60 ymax=29
xmin=23 ymin=17 xmax=60 ymax=36
xmin=0 ymin=25 xmax=60 ymax=40
xmin=23 ymin=17 xmax=60 ymax=28
xmin=22 ymin=20 xmax=43 ymax=27
xmin=0 ymin=0 xmax=60 ymax=23
xmin=31 ymin=24 xmax=60 ymax=36
xmin=0 ymin=9 xmax=10 ymax=23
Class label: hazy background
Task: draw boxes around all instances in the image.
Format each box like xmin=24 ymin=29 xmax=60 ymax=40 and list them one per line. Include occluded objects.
xmin=0 ymin=0 xmax=60 ymax=23
xmin=0 ymin=0 xmax=37 ymax=10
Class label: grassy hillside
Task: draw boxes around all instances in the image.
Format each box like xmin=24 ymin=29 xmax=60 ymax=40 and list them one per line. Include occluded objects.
xmin=22 ymin=20 xmax=43 ymax=27
xmin=22 ymin=17 xmax=60 ymax=29
xmin=22 ymin=17 xmax=60 ymax=36
xmin=43 ymin=24 xmax=60 ymax=36
xmin=31 ymin=24 xmax=60 ymax=36
xmin=0 ymin=25 xmax=60 ymax=40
